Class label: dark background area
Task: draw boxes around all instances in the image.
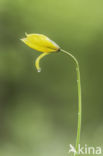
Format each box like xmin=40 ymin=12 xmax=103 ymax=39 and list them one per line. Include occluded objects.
xmin=0 ymin=0 xmax=103 ymax=156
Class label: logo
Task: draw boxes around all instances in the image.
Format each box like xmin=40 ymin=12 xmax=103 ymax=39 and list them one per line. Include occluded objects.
xmin=68 ymin=144 xmax=102 ymax=155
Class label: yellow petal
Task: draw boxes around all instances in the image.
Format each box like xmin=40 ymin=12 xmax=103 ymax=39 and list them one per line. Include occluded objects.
xmin=35 ymin=52 xmax=49 ymax=72
xmin=21 ymin=33 xmax=60 ymax=53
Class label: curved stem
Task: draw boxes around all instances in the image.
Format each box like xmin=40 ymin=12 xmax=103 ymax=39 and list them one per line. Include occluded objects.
xmin=60 ymin=49 xmax=82 ymax=156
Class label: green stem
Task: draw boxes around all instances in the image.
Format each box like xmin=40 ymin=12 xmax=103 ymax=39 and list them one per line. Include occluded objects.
xmin=60 ymin=49 xmax=82 ymax=156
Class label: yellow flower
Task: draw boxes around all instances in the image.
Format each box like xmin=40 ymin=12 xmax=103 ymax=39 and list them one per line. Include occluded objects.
xmin=21 ymin=33 xmax=60 ymax=72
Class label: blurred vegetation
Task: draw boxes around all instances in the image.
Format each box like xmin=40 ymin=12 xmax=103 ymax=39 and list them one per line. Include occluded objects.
xmin=0 ymin=0 xmax=103 ymax=156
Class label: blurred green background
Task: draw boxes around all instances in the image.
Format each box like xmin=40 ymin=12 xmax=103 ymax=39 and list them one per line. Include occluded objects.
xmin=0 ymin=0 xmax=103 ymax=156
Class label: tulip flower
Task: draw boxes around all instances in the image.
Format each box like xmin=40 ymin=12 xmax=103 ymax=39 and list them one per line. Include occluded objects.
xmin=21 ymin=33 xmax=82 ymax=156
xmin=21 ymin=33 xmax=60 ymax=72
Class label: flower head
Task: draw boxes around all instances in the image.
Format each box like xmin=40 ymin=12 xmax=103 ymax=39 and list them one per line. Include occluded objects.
xmin=21 ymin=33 xmax=60 ymax=53
xmin=21 ymin=33 xmax=60 ymax=72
